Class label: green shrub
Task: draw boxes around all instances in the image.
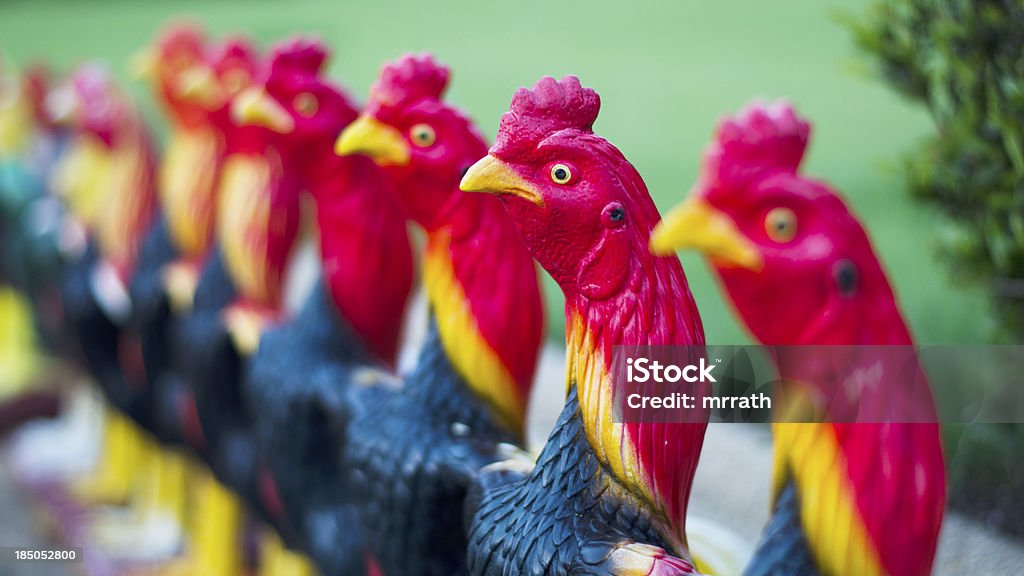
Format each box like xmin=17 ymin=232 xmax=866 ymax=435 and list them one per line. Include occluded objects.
xmin=850 ymin=0 xmax=1024 ymax=535
xmin=850 ymin=0 xmax=1024 ymax=337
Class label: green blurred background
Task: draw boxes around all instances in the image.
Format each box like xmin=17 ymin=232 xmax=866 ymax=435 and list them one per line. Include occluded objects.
xmin=0 ymin=0 xmax=997 ymax=344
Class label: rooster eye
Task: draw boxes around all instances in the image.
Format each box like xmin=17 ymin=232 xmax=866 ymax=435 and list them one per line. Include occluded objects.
xmin=601 ymin=201 xmax=626 ymax=228
xmin=293 ymin=92 xmax=319 ymax=118
xmin=833 ymin=259 xmax=859 ymax=297
xmin=550 ymin=164 xmax=572 ymax=185
xmin=410 ymin=123 xmax=436 ymax=147
xmin=764 ymin=207 xmax=797 ymax=242
xmin=223 ymin=69 xmax=249 ymax=95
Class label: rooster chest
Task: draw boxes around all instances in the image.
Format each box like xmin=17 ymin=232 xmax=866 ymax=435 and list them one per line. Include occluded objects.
xmin=337 ymin=317 xmax=518 ymax=575
xmin=468 ymin=390 xmax=674 ymax=575
xmin=344 ymin=389 xmax=509 ymax=576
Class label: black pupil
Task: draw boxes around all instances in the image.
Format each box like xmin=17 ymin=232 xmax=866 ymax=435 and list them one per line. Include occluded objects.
xmin=834 ymin=259 xmax=859 ymax=296
xmin=776 ymin=219 xmax=788 ymax=231
xmin=554 ymin=168 xmax=568 ymax=181
xmin=417 ymin=130 xmax=429 ymax=141
xmin=610 ymin=208 xmax=624 ymax=221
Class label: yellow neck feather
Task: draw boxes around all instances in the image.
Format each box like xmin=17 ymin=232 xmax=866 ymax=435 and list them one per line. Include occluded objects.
xmin=54 ymin=135 xmax=111 ymax=230
xmin=771 ymin=423 xmax=884 ymax=575
xmin=566 ymin=312 xmax=655 ymax=512
xmin=422 ymin=229 xmax=524 ymax=436
xmin=96 ymin=131 xmax=151 ymax=274
xmin=217 ymin=155 xmax=275 ymax=304
xmin=159 ymin=127 xmax=223 ymax=258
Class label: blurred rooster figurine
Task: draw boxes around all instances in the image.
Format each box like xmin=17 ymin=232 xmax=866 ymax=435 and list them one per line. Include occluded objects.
xmin=0 ymin=62 xmax=66 ymax=420
xmin=50 ymin=63 xmax=158 ymax=506
xmin=337 ymin=55 xmax=544 ymax=438
xmin=132 ymin=23 xmax=217 ymax=443
xmin=0 ymin=63 xmax=70 ymax=352
xmin=165 ymin=37 xmax=344 ymax=576
xmin=650 ymin=101 xmax=946 ymax=576
xmin=3 ymin=62 xmax=109 ymax=494
xmin=247 ymin=54 xmax=546 ymax=576
xmin=459 ymin=76 xmax=706 ymax=575
xmin=241 ymin=43 xmax=414 ymax=556
xmin=107 ymin=26 xmax=263 ymax=566
xmin=173 ymin=37 xmax=307 ymax=466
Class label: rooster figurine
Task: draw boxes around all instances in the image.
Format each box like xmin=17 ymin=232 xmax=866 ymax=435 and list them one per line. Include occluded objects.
xmin=246 ymin=54 xmax=547 ymax=576
xmin=0 ymin=62 xmax=66 ymax=415
xmin=175 ymin=37 xmax=300 ymax=466
xmin=94 ymin=29 xmax=264 ymax=566
xmin=336 ymin=54 xmax=544 ymax=436
xmin=2 ymin=65 xmax=73 ymax=357
xmin=134 ymin=26 xmax=260 ymax=523
xmin=241 ymin=46 xmax=415 ymax=554
xmin=459 ymin=76 xmax=707 ymax=575
xmin=54 ymin=64 xmax=156 ymax=415
xmin=163 ymin=38 xmax=336 ymax=576
xmin=650 ymin=101 xmax=946 ymax=576
xmin=50 ymin=64 xmax=158 ymax=505
xmin=3 ymin=63 xmax=114 ymax=490
xmin=131 ymin=23 xmax=217 ymax=442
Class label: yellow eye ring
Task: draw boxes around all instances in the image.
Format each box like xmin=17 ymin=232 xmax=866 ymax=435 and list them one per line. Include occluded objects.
xmin=410 ymin=123 xmax=435 ymax=147
xmin=765 ymin=207 xmax=797 ymax=242
xmin=293 ymin=92 xmax=318 ymax=118
xmin=222 ymin=69 xmax=249 ymax=95
xmin=550 ymin=163 xmax=571 ymax=185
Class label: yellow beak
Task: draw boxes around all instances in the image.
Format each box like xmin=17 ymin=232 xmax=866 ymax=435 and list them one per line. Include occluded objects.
xmin=649 ymin=197 xmax=763 ymax=271
xmin=459 ymin=155 xmax=543 ymax=206
xmin=173 ymin=65 xmax=222 ymax=109
xmin=130 ymin=48 xmax=159 ymax=81
xmin=231 ymin=87 xmax=294 ymax=134
xmin=334 ymin=115 xmax=410 ymax=166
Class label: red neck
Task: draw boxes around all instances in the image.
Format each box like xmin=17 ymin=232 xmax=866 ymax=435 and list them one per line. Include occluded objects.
xmin=432 ymin=193 xmax=544 ymax=419
xmin=566 ymin=242 xmax=705 ymax=550
xmin=723 ymin=254 xmax=914 ymax=347
xmin=385 ymin=153 xmax=543 ymax=432
xmin=794 ymin=267 xmax=914 ymax=346
xmin=99 ymin=121 xmax=158 ymax=283
xmin=306 ymin=150 xmax=413 ymax=366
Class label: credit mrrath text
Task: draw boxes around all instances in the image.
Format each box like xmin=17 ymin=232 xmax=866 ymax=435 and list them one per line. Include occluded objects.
xmin=624 ymin=357 xmax=771 ymax=411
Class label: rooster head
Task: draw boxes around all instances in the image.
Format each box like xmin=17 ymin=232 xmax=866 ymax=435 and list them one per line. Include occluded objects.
xmin=335 ymin=54 xmax=488 ymax=230
xmin=461 ymin=75 xmax=667 ymax=303
xmin=651 ymin=101 xmax=898 ymax=344
xmin=461 ymin=77 xmax=706 ymax=549
xmin=135 ymin=23 xmax=206 ymax=125
xmin=48 ymin=63 xmax=132 ymax=147
xmin=231 ymin=37 xmax=358 ymax=160
xmin=171 ymin=37 xmax=260 ymax=126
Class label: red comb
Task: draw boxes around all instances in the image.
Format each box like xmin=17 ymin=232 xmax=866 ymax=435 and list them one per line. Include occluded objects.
xmin=269 ymin=37 xmax=329 ymax=77
xmin=71 ymin=62 xmax=114 ymax=96
xmin=370 ymin=54 xmax=449 ymax=109
xmin=704 ymin=100 xmax=811 ymax=189
xmin=210 ymin=36 xmax=258 ymax=66
xmin=493 ymin=76 xmax=600 ymax=156
xmin=155 ymin=21 xmax=205 ymax=56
